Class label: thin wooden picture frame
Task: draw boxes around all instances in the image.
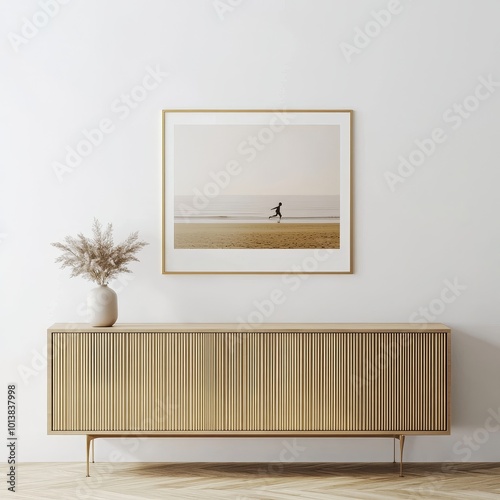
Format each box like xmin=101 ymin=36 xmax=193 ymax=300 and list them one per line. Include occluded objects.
xmin=162 ymin=109 xmax=353 ymax=274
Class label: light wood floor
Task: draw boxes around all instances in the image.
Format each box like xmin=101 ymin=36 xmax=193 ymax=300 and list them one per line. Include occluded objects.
xmin=7 ymin=462 xmax=500 ymax=500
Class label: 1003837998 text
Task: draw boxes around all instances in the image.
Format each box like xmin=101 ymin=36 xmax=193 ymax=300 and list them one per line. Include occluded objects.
xmin=6 ymin=384 xmax=17 ymax=493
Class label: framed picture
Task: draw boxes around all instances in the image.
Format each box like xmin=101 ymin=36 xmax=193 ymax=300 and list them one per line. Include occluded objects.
xmin=162 ymin=109 xmax=352 ymax=274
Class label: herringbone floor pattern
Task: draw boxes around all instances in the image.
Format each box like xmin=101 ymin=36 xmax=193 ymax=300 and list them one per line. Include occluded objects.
xmin=6 ymin=462 xmax=500 ymax=500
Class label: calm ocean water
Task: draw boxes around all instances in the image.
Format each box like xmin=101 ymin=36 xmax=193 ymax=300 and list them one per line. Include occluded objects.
xmin=174 ymin=195 xmax=340 ymax=223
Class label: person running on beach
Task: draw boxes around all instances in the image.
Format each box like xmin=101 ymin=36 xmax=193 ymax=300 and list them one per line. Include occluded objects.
xmin=269 ymin=202 xmax=283 ymax=223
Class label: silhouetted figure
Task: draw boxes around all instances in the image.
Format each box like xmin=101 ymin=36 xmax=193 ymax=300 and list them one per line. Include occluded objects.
xmin=269 ymin=202 xmax=282 ymax=223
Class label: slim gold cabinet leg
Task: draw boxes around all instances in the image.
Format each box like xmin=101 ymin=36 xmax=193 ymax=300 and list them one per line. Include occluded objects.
xmin=393 ymin=437 xmax=396 ymax=463
xmin=86 ymin=435 xmax=92 ymax=477
xmin=399 ymin=435 xmax=406 ymax=477
xmin=92 ymin=438 xmax=95 ymax=463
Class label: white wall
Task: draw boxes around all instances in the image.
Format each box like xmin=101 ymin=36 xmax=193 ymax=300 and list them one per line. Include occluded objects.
xmin=1 ymin=0 xmax=500 ymax=465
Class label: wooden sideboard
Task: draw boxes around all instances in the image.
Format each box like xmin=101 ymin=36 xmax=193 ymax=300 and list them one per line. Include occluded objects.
xmin=47 ymin=323 xmax=451 ymax=477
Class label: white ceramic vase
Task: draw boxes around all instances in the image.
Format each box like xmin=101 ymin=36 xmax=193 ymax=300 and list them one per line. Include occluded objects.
xmin=87 ymin=284 xmax=118 ymax=327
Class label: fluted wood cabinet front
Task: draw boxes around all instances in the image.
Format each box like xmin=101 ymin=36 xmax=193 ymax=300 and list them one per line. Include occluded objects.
xmin=47 ymin=324 xmax=450 ymax=436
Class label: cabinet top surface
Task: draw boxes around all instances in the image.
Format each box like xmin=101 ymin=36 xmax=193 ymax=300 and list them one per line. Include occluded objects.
xmin=48 ymin=323 xmax=450 ymax=333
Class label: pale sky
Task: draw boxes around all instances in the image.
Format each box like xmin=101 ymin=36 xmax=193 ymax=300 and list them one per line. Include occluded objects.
xmin=174 ymin=124 xmax=340 ymax=196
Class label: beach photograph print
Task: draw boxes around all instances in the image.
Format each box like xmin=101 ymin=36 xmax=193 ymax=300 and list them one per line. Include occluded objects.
xmin=163 ymin=110 xmax=352 ymax=273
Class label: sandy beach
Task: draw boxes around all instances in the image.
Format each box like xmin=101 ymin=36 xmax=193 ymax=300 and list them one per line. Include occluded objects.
xmin=174 ymin=223 xmax=340 ymax=249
